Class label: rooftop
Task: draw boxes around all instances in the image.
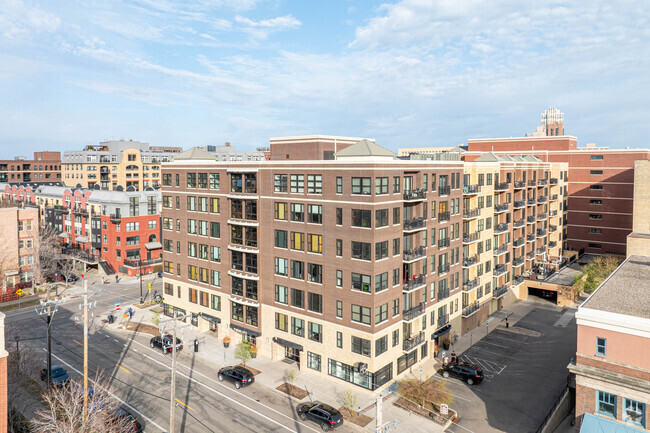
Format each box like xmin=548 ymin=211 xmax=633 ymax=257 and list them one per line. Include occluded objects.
xmin=581 ymin=255 xmax=650 ymax=319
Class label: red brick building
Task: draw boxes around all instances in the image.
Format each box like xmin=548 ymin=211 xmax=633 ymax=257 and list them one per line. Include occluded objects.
xmin=0 ymin=151 xmax=61 ymax=183
xmin=463 ymin=136 xmax=650 ymax=255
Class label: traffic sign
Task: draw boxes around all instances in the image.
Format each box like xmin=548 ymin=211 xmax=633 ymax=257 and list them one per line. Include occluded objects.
xmin=16 ymin=289 xmax=23 ymax=296
xmin=148 ymin=282 xmax=151 ymax=291
xmin=115 ymin=301 xmax=121 ymax=311
xmin=440 ymin=404 xmax=449 ymax=415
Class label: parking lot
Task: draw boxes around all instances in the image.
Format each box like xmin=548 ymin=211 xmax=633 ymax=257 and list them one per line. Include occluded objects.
xmin=441 ymin=300 xmax=577 ymax=433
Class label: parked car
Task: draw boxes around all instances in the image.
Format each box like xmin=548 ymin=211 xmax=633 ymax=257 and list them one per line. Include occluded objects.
xmin=149 ymin=335 xmax=183 ymax=354
xmin=65 ymin=274 xmax=80 ymax=282
xmin=296 ymin=402 xmax=344 ymax=431
xmin=440 ymin=362 xmax=483 ymax=385
xmin=111 ymin=407 xmax=143 ymax=432
xmin=157 ymin=271 xmax=163 ymax=278
xmin=217 ymin=366 xmax=255 ymax=389
xmin=40 ymin=364 xmax=70 ymax=387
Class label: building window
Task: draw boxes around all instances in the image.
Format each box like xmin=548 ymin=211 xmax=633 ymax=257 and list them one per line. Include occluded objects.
xmin=589 ymin=199 xmax=602 ymax=205
xmin=597 ymin=391 xmax=616 ymax=418
xmin=375 ymin=241 xmax=388 ymax=260
xmin=351 ymin=177 xmax=371 ymax=195
xmin=596 ymin=337 xmax=606 ymax=356
xmin=275 ymin=257 xmax=288 ymax=276
xmin=307 ymin=175 xmax=322 ymax=194
xmin=393 ymin=176 xmax=400 ymax=193
xmin=589 ymin=243 xmax=602 ymax=249
xmin=274 ymin=202 xmax=288 ymax=220
xmin=375 ymin=272 xmax=388 ymax=292
xmin=275 ymin=284 xmax=288 ymax=304
xmin=351 ymin=241 xmax=371 ymax=261
xmin=308 ymin=322 xmax=322 ymax=342
xmin=307 ymin=352 xmax=321 ymax=371
xmin=336 ymin=332 xmax=343 ymax=348
xmin=590 ymin=155 xmax=604 ymax=160
xmin=308 ymin=263 xmax=322 ymax=283
xmin=290 ymin=203 xmax=304 ymax=222
xmin=274 ymin=174 xmax=287 ymax=192
xmin=290 ymin=232 xmax=304 ymax=251
xmin=375 ymin=209 xmax=388 ymax=227
xmin=375 ymin=303 xmax=388 ymax=324
xmin=392 ymin=329 xmax=399 ymax=347
xmin=590 ymin=185 xmax=603 ymax=190
xmin=589 ymin=214 xmax=602 ymax=220
xmin=275 ymin=230 xmax=288 ymax=248
xmin=375 ymin=335 xmax=388 ymax=356
xmin=336 ymin=208 xmax=342 ymax=225
xmin=290 ymin=174 xmax=304 ymax=193
xmin=307 ymin=292 xmax=322 ymax=313
xmin=336 ymin=300 xmax=343 ymax=317
xmin=336 ymin=270 xmax=343 ymax=287
xmin=351 ymin=336 xmax=371 ymax=357
xmin=336 ymin=177 xmax=342 ymax=194
xmin=336 ymin=239 xmax=342 ymax=256
xmin=351 ymin=304 xmax=371 ymax=325
xmin=275 ymin=313 xmax=288 ymax=332
xmin=623 ymin=398 xmax=645 ymax=427
xmin=589 ymin=228 xmax=602 ymax=234
xmin=291 ymin=288 xmax=304 ymax=309
xmin=291 ymin=317 xmax=304 ymax=337
xmin=352 ymin=273 xmax=371 ymax=293
xmin=590 ymin=170 xmax=603 ymax=175
xmin=351 ymin=209 xmax=371 ymax=228
xmin=375 ymin=177 xmax=388 ymax=195
xmin=307 ymin=205 xmax=322 ymax=224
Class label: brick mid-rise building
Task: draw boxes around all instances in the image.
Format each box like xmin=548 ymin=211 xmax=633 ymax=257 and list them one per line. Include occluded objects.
xmin=0 ymin=151 xmax=61 ymax=183
xmin=0 ymin=207 xmax=39 ymax=300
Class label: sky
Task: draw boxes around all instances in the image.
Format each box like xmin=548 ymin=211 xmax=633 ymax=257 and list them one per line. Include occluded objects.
xmin=0 ymin=0 xmax=649 ymax=158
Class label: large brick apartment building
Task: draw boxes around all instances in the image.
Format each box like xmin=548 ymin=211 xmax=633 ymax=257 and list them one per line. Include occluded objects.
xmin=0 ymin=207 xmax=39 ymax=298
xmin=0 ymin=151 xmax=61 ymax=183
xmin=161 ymin=138 xmax=566 ymax=390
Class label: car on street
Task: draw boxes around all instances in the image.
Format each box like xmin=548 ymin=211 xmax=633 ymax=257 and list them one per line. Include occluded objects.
xmin=149 ymin=335 xmax=183 ymax=354
xmin=296 ymin=402 xmax=344 ymax=431
xmin=65 ymin=274 xmax=80 ymax=282
xmin=217 ymin=366 xmax=255 ymax=389
xmin=111 ymin=407 xmax=143 ymax=432
xmin=157 ymin=271 xmax=163 ymax=278
xmin=40 ymin=364 xmax=70 ymax=387
xmin=440 ymin=361 xmax=483 ymax=385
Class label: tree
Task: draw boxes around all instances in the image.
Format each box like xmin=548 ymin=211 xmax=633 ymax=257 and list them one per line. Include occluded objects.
xmin=234 ymin=341 xmax=252 ymax=366
xmin=572 ymin=255 xmax=622 ymax=294
xmin=397 ymin=378 xmax=453 ymax=412
xmin=333 ymin=388 xmax=359 ymax=417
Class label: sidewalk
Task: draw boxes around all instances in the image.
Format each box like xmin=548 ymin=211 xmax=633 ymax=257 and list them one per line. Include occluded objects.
xmin=106 ymin=299 xmax=542 ymax=433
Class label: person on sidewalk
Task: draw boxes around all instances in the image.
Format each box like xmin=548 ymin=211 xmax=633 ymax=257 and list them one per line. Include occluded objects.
xmin=115 ymin=275 xmax=119 ymax=283
xmin=450 ymin=352 xmax=458 ymax=365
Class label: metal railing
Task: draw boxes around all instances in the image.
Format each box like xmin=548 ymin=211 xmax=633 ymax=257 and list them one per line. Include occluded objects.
xmin=513 ymin=257 xmax=525 ymax=267
xmin=403 ymin=189 xmax=426 ymax=200
xmin=527 ymin=198 xmax=536 ymax=206
xmin=462 ymin=255 xmax=479 ymax=267
xmin=549 ymin=210 xmax=558 ymax=217
xmin=536 ymin=247 xmax=546 ymax=255
xmin=549 ymin=178 xmax=558 ymax=185
xmin=438 ymin=237 xmax=450 ymax=248
xmin=526 ymin=251 xmax=535 ymax=259
xmin=437 ymin=314 xmax=449 ymax=328
xmin=537 ymin=213 xmax=547 ymax=221
xmin=527 ymin=216 xmax=536 ymax=224
xmin=549 ymin=241 xmax=557 ymax=248
xmin=537 ymin=229 xmax=547 ymax=237
xmin=494 ymin=203 xmax=509 ymax=213
xmin=403 ymin=246 xmax=426 ymax=262
xmin=514 ymin=180 xmax=526 ymax=189
xmin=549 ymin=225 xmax=557 ymax=232
xmin=513 ymin=238 xmax=524 ymax=247
xmin=463 ymin=184 xmax=481 ymax=195
xmin=494 ymin=223 xmax=509 ymax=234
xmin=437 ymin=288 xmax=450 ymax=301
xmin=403 ymin=331 xmax=425 ymax=351
xmin=462 ymin=301 xmax=480 ymax=317
xmin=403 ymin=303 xmax=425 ymax=321
xmin=438 ymin=263 xmax=450 ymax=274
xmin=438 ymin=185 xmax=451 ymax=196
xmin=527 ymin=233 xmax=536 ymax=242
xmin=538 ymin=179 xmax=548 ymax=186
xmin=403 ymin=275 xmax=426 ymax=291
xmin=514 ymin=200 xmax=526 ymax=209
xmin=528 ymin=180 xmax=536 ymax=187
xmin=123 ymin=257 xmax=163 ymax=267
xmin=495 ymin=181 xmax=510 ymax=191
xmin=538 ymin=196 xmax=547 ymax=203
xmin=513 ymin=218 xmax=525 ymax=228
xmin=438 ymin=211 xmax=451 ymax=222
xmin=494 ymin=244 xmax=508 ymax=255
xmin=463 ymin=208 xmax=480 ymax=219
xmin=493 ymin=285 xmax=509 ymax=299
xmin=463 ymin=278 xmax=479 ymax=291
xmin=463 ymin=232 xmax=480 ymax=244
xmin=403 ymin=218 xmax=426 ymax=231
xmin=494 ymin=264 xmax=507 ymax=276
xmin=551 ymin=194 xmax=558 ymax=201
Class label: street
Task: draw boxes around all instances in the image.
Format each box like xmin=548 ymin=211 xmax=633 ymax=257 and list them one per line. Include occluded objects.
xmin=6 ymin=276 xmax=351 ymax=433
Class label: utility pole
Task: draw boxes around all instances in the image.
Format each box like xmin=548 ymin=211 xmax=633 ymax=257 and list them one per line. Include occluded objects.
xmin=83 ymin=277 xmax=89 ymax=424
xmin=38 ymin=296 xmax=65 ymax=391
xmin=139 ymin=259 xmax=143 ymax=305
xmin=159 ymin=312 xmax=189 ymax=433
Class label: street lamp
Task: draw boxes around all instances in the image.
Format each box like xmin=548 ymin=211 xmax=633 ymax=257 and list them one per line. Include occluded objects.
xmin=139 ymin=259 xmax=143 ymax=305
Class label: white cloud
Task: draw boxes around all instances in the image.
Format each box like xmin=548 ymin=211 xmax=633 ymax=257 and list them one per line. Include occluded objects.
xmin=234 ymin=14 xmax=301 ymax=39
xmin=0 ymin=0 xmax=60 ymax=39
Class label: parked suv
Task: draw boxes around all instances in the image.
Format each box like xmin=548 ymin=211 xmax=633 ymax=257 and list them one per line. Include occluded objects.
xmin=440 ymin=362 xmax=483 ymax=385
xmin=41 ymin=365 xmax=70 ymax=387
xmin=296 ymin=402 xmax=344 ymax=431
xmin=217 ymin=366 xmax=255 ymax=389
xmin=150 ymin=335 xmax=183 ymax=354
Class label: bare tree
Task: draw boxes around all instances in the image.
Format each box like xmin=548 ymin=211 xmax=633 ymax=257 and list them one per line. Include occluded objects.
xmin=397 ymin=378 xmax=453 ymax=412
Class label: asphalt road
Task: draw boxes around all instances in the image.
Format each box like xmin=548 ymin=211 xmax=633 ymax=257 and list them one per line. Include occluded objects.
xmin=6 ymin=278 xmax=355 ymax=433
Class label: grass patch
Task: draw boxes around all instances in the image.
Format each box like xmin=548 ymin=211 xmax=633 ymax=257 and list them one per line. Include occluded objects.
xmin=0 ymin=298 xmax=42 ymax=312
xmin=338 ymin=406 xmax=373 ymax=427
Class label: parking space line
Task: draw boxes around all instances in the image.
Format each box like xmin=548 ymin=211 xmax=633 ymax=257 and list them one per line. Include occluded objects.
xmin=460 ymin=355 xmax=506 ymax=374
xmin=474 ymin=340 xmax=518 ymax=350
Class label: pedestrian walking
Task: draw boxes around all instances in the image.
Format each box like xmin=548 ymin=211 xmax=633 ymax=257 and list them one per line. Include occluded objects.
xmin=128 ymin=307 xmax=134 ymax=320
xmin=101 ymin=276 xmax=104 ymax=285
xmin=115 ymin=275 xmax=119 ymax=283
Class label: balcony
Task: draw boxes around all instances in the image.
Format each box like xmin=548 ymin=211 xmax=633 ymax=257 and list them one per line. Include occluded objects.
xmin=537 ymin=229 xmax=547 ymax=238
xmin=494 ymin=223 xmax=509 ymax=234
xmin=513 ymin=218 xmax=525 ymax=229
xmin=403 ymin=303 xmax=425 ymax=322
xmin=527 ymin=233 xmax=536 ymax=243
xmin=537 ymin=213 xmax=547 ymax=221
xmin=538 ymin=179 xmax=548 ymax=187
xmin=463 ymin=184 xmax=481 ymax=195
xmin=438 ymin=211 xmax=451 ymax=222
xmin=538 ymin=196 xmax=547 ymax=203
xmin=514 ymin=275 xmax=525 ymax=285
xmin=463 ymin=208 xmax=480 ymax=220
xmin=493 ymin=285 xmax=509 ymax=299
xmin=437 ymin=314 xmax=450 ymax=328
xmin=462 ymin=301 xmax=480 ymax=318
xmin=514 ymin=200 xmax=526 ymax=209
xmin=528 ymin=180 xmax=536 ymax=187
xmin=438 ymin=237 xmax=450 ymax=249
xmin=536 ymin=247 xmax=546 ymax=256
xmin=403 ymin=189 xmax=426 ymax=201
xmin=462 ymin=255 xmax=479 ymax=268
xmin=403 ymin=275 xmax=426 ymax=292
xmin=550 ymin=178 xmax=558 ymax=185
xmin=494 ymin=203 xmax=509 ymax=213
xmin=549 ymin=241 xmax=558 ymax=248
xmin=527 ymin=216 xmax=536 ymax=224
xmin=514 ymin=180 xmax=526 ymax=189
xmin=526 ymin=251 xmax=535 ymax=260
xmin=494 ymin=181 xmax=510 ymax=191
xmin=513 ymin=237 xmax=525 ymax=248
xmin=494 ymin=264 xmax=507 ymax=277
xmin=463 ymin=232 xmax=480 ymax=244
xmin=527 ymin=198 xmax=536 ymax=206
xmin=513 ymin=256 xmax=525 ymax=267
xmin=438 ymin=263 xmax=450 ymax=274
xmin=403 ymin=331 xmax=426 ymax=352
xmin=463 ymin=277 xmax=479 ymax=291
xmin=110 ymin=214 xmax=121 ymax=223
xmin=551 ymin=194 xmax=558 ymax=201
xmin=549 ymin=225 xmax=557 ymax=233
xmin=438 ymin=185 xmax=451 ymax=196
xmin=404 ymin=246 xmax=426 ymax=263
xmin=123 ymin=257 xmax=163 ymax=268
xmin=493 ymin=244 xmax=508 ymax=256
xmin=403 ymin=218 xmax=426 ymax=232
xmin=549 ymin=210 xmax=558 ymax=217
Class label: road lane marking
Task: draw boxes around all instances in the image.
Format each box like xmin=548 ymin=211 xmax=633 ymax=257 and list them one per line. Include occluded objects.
xmin=117 ymin=364 xmax=131 ymax=374
xmin=45 ymin=350 xmax=167 ymax=433
xmin=73 ymin=340 xmax=83 ymax=347
xmin=175 ymin=398 xmax=196 ymax=412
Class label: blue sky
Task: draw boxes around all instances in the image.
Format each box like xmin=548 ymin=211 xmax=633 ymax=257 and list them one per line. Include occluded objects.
xmin=0 ymin=0 xmax=649 ymax=157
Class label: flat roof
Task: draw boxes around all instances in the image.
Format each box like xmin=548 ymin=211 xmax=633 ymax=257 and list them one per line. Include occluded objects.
xmin=581 ymin=255 xmax=650 ymax=319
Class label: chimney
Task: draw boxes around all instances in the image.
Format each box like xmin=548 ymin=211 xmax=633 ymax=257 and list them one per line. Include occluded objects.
xmin=225 ymin=142 xmax=231 ymax=147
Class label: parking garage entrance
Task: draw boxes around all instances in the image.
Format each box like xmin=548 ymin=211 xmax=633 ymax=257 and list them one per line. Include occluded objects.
xmin=527 ymin=286 xmax=558 ymax=304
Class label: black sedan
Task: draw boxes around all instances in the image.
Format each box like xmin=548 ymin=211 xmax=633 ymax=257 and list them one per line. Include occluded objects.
xmin=150 ymin=335 xmax=183 ymax=354
xmin=440 ymin=361 xmax=484 ymax=385
xmin=41 ymin=365 xmax=70 ymax=387
xmin=111 ymin=407 xmax=143 ymax=432
xmin=217 ymin=366 xmax=255 ymax=389
xmin=296 ymin=402 xmax=344 ymax=431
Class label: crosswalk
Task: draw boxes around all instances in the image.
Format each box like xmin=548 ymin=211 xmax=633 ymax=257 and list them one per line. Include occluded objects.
xmin=459 ymin=354 xmax=507 ymax=375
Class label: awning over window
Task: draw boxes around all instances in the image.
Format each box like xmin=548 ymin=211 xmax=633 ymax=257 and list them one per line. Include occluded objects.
xmin=580 ymin=413 xmax=645 ymax=433
xmin=431 ymin=324 xmax=452 ymax=340
xmin=75 ymin=236 xmax=89 ymax=243
xmin=145 ymin=242 xmax=163 ymax=250
xmin=272 ymin=337 xmax=303 ymax=351
xmin=199 ymin=313 xmax=221 ymax=323
xmin=229 ymin=323 xmax=261 ymax=337
xmin=58 ymin=233 xmax=69 ymax=238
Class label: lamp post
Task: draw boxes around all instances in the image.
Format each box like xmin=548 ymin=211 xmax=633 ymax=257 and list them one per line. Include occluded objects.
xmin=139 ymin=259 xmax=143 ymax=305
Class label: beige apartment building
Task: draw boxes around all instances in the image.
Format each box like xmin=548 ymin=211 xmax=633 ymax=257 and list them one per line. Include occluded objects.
xmin=161 ymin=138 xmax=567 ymax=391
xmin=62 ymin=140 xmax=182 ymax=191
xmin=627 ymin=160 xmax=650 ymax=256
xmin=0 ymin=207 xmax=39 ymax=296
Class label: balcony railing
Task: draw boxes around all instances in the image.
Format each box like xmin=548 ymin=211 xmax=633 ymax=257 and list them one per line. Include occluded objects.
xmin=463 ymin=255 xmax=479 ymax=268
xmin=513 ymin=237 xmax=524 ymax=248
xmin=463 ymin=232 xmax=480 ymax=244
xmin=536 ymin=247 xmax=546 ymax=255
xmin=527 ymin=215 xmax=536 ymax=224
xmin=494 ymin=244 xmax=508 ymax=256
xmin=438 ymin=185 xmax=451 ymax=196
xmin=538 ymin=179 xmax=548 ymax=187
xmin=526 ymin=251 xmax=535 ymax=260
xmin=514 ymin=275 xmax=525 ymax=285
xmin=403 ymin=303 xmax=425 ymax=321
xmin=110 ymin=214 xmax=121 ymax=222
xmin=513 ymin=256 xmax=525 ymax=267
xmin=537 ymin=213 xmax=547 ymax=221
xmin=494 ymin=223 xmax=509 ymax=234
xmin=463 ymin=184 xmax=481 ymax=195
xmin=527 ymin=198 xmax=536 ymax=206
xmin=437 ymin=288 xmax=450 ymax=301
xmin=514 ymin=180 xmax=526 ymax=189
xmin=550 ymin=178 xmax=558 ymax=185
xmin=494 ymin=203 xmax=509 ymax=213
xmin=551 ymin=194 xmax=558 ymax=201
xmin=528 ymin=180 xmax=536 ymax=187
xmin=437 ymin=314 xmax=450 ymax=328
xmin=514 ymin=200 xmax=526 ymax=209
xmin=549 ymin=241 xmax=557 ymax=248
xmin=538 ymin=196 xmax=547 ymax=203
xmin=438 ymin=211 xmax=451 ymax=222
xmin=549 ymin=225 xmax=557 ymax=232
xmin=463 ymin=208 xmax=480 ymax=219
xmin=123 ymin=257 xmax=163 ymax=268
xmin=495 ymin=181 xmax=510 ymax=191
xmin=438 ymin=237 xmax=450 ymax=249
xmin=438 ymin=263 xmax=450 ymax=274
xmin=463 ymin=277 xmax=479 ymax=291
xmin=513 ymin=218 xmax=525 ymax=229
xmin=403 ymin=275 xmax=426 ymax=292
xmin=404 ymin=246 xmax=426 ymax=262
xmin=403 ymin=331 xmax=426 ymax=352
xmin=403 ymin=189 xmax=426 ymax=201
xmin=403 ymin=218 xmax=426 ymax=231
xmin=527 ymin=233 xmax=536 ymax=242
xmin=462 ymin=301 xmax=480 ymax=317
xmin=493 ymin=285 xmax=509 ymax=299
xmin=494 ymin=264 xmax=507 ymax=276
xmin=549 ymin=210 xmax=558 ymax=217
xmin=537 ymin=229 xmax=547 ymax=238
